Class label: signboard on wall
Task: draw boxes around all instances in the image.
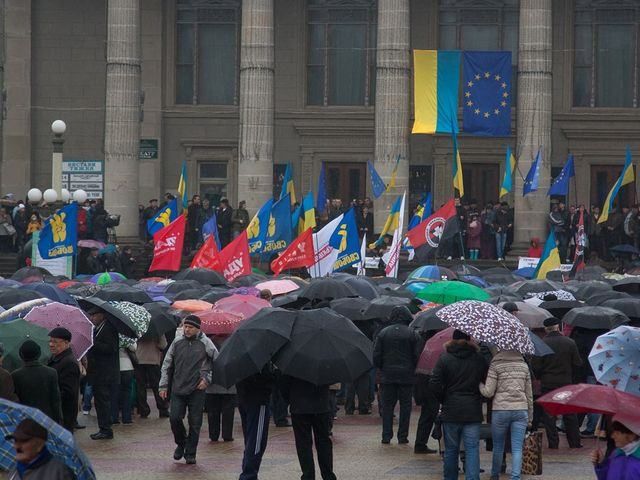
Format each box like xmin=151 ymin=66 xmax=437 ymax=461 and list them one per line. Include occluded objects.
xmin=62 ymin=160 xmax=104 ymax=199
xmin=139 ymin=139 xmax=159 ymax=160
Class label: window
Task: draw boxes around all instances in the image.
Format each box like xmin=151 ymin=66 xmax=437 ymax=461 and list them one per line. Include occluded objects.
xmin=176 ymin=0 xmax=240 ymax=105
xmin=574 ymin=0 xmax=640 ymax=107
xmin=409 ymin=166 xmax=432 ymax=212
xmin=199 ymin=161 xmax=228 ymax=206
xmin=307 ymin=0 xmax=377 ymax=106
xmin=439 ymin=0 xmax=519 ymax=101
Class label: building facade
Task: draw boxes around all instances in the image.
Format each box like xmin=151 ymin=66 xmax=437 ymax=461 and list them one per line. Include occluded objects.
xmin=2 ymin=0 xmax=640 ymax=241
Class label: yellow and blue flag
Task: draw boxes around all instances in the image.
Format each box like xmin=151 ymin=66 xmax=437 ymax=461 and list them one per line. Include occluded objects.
xmin=412 ymin=50 xmax=460 ymax=134
xmin=291 ymin=202 xmax=303 ymax=236
xmin=370 ymin=195 xmax=402 ymax=248
xmin=452 ymin=129 xmax=464 ymax=197
xmin=408 ymin=192 xmax=432 ymax=231
xmin=534 ymin=230 xmax=561 ymax=280
xmin=178 ymin=161 xmax=188 ymax=209
xmin=523 ymin=149 xmax=542 ymax=196
xmin=387 ymin=155 xmax=401 ymax=191
xmin=38 ymin=202 xmax=78 ymax=259
xmin=368 ymin=160 xmax=387 ymax=199
xmin=302 ymin=191 xmax=316 ymax=232
xmin=280 ymin=163 xmax=296 ymax=205
xmin=462 ymin=51 xmax=512 ymax=136
xmin=147 ymin=199 xmax=178 ymax=236
xmin=548 ymin=154 xmax=575 ymax=197
xmin=599 ymin=147 xmax=635 ymax=224
xmin=263 ymin=194 xmax=292 ymax=256
xmin=500 ymin=146 xmax=516 ymax=198
xmin=247 ymin=198 xmax=274 ymax=254
xmin=329 ymin=208 xmax=361 ymax=272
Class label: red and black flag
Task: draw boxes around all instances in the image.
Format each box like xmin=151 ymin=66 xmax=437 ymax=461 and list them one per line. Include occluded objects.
xmin=406 ymin=199 xmax=459 ymax=262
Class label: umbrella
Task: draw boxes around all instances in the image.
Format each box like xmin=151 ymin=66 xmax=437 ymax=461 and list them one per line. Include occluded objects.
xmin=329 ymin=297 xmax=375 ymax=322
xmin=537 ymin=383 xmax=640 ymax=417
xmin=24 ymin=303 xmax=94 ymax=360
xmin=0 ymin=289 xmax=43 ymax=309
xmin=403 ymin=281 xmax=433 ymax=294
xmin=563 ymin=306 xmax=629 ymax=330
xmin=512 ymin=267 xmax=536 ymax=279
xmin=613 ymin=277 xmax=640 ymax=294
xmin=232 ymin=274 xmax=268 ymax=287
xmin=65 ymin=283 xmax=101 ymax=298
xmin=214 ymin=294 xmax=271 ymax=319
xmin=529 ymin=333 xmax=554 ymax=356
xmin=343 ymin=276 xmax=380 ymax=300
xmin=141 ymin=302 xmax=178 ymax=339
xmin=499 ymin=301 xmax=552 ymax=330
xmin=20 ymin=283 xmax=78 ymax=306
xmin=485 ymin=286 xmax=522 ymax=298
xmin=511 ymin=279 xmax=563 ymax=296
xmin=77 ymin=239 xmax=106 ymax=249
xmin=587 ymin=290 xmax=632 ymax=306
xmin=89 ymin=272 xmax=127 ymax=285
xmin=483 ymin=273 xmax=524 ymax=285
xmin=164 ymin=280 xmax=211 ymax=293
xmin=172 ymin=288 xmax=211 ymax=301
xmin=527 ymin=290 xmax=576 ymax=302
xmin=0 ymin=319 xmax=50 ymax=371
xmin=589 ymin=325 xmax=640 ymax=393
xmin=378 ymin=286 xmax=416 ymax=300
xmin=228 ymin=286 xmax=260 ymax=297
xmin=601 ymin=298 xmax=640 ymax=319
xmin=171 ymin=299 xmax=214 ymax=313
xmin=199 ymin=288 xmax=233 ymax=304
xmin=417 ymin=281 xmax=490 ymax=305
xmin=408 ymin=265 xmax=458 ymax=281
xmin=199 ymin=309 xmax=244 ymax=336
xmin=255 ymin=279 xmax=300 ymax=296
xmin=459 ymin=275 xmax=489 ymax=288
xmin=173 ymin=268 xmax=227 ymax=286
xmin=212 ymin=307 xmax=296 ymax=388
xmin=91 ymin=283 xmax=152 ymax=304
xmin=0 ymin=280 xmax=21 ymax=288
xmin=10 ymin=267 xmax=52 ymax=284
xmin=570 ymin=281 xmax=612 ymax=301
xmin=0 ymin=398 xmax=96 ymax=479
xmin=486 ymin=294 xmax=523 ymax=305
xmin=610 ymin=244 xmax=640 ymax=256
xmin=108 ymin=301 xmax=151 ymax=347
xmin=274 ymin=308 xmax=373 ymax=385
xmin=409 ymin=305 xmax=447 ymax=333
xmin=451 ymin=263 xmax=482 ymax=276
xmin=435 ymin=301 xmax=534 ymax=354
xmin=361 ymin=295 xmax=413 ymax=320
xmin=537 ymin=300 xmax=583 ymax=319
xmin=297 ymin=278 xmax=358 ymax=302
xmin=76 ymin=297 xmax=139 ymax=338
xmin=0 ymin=299 xmax=53 ymax=323
xmin=271 ymin=293 xmax=309 ymax=309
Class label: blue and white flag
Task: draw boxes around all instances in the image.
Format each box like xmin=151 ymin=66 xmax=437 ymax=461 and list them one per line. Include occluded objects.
xmin=329 ymin=208 xmax=361 ymax=271
xmin=147 ymin=199 xmax=178 ymax=237
xmin=38 ymin=203 xmax=78 ymax=259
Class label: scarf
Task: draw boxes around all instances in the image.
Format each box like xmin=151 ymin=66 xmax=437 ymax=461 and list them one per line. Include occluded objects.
xmin=16 ymin=446 xmax=52 ymax=479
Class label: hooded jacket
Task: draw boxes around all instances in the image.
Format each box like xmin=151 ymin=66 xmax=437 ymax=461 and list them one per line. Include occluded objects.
xmin=159 ymin=332 xmax=217 ymax=396
xmin=430 ymin=339 xmax=488 ymax=423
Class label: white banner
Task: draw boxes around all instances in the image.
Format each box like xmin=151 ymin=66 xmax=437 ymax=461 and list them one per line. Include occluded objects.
xmin=518 ymin=256 xmax=572 ymax=272
xmin=308 ymin=214 xmax=343 ymax=278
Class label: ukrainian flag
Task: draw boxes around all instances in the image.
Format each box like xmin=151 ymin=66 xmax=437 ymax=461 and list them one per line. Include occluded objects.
xmin=387 ymin=155 xmax=401 ymax=191
xmin=534 ymin=230 xmax=561 ymax=280
xmin=500 ymin=146 xmax=516 ymax=198
xmin=452 ymin=130 xmax=464 ymax=198
xmin=412 ymin=50 xmax=460 ymax=134
xmin=177 ymin=161 xmax=188 ymax=210
xmin=280 ymin=163 xmax=296 ymax=205
xmin=598 ymin=147 xmax=635 ymax=224
xmin=370 ymin=195 xmax=402 ymax=248
xmin=302 ymin=191 xmax=316 ymax=231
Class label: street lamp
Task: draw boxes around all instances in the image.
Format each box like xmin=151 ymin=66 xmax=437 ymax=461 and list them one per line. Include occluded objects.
xmin=51 ymin=120 xmax=66 ymax=199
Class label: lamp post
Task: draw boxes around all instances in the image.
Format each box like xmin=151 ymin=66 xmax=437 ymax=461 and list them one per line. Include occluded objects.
xmin=51 ymin=120 xmax=66 ymax=199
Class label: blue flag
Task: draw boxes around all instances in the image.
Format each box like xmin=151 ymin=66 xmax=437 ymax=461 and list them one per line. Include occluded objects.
xmin=329 ymin=208 xmax=361 ymax=271
xmin=38 ymin=202 xmax=78 ymax=259
xmin=368 ymin=160 xmax=387 ymax=199
xmin=147 ymin=199 xmax=178 ymax=236
xmin=408 ymin=192 xmax=432 ymax=231
xmin=548 ymin=154 xmax=575 ymax=197
xmin=202 ymin=215 xmax=221 ymax=250
xmin=291 ymin=202 xmax=303 ymax=235
xmin=263 ymin=194 xmax=292 ymax=256
xmin=523 ymin=149 xmax=542 ymax=196
xmin=316 ymin=164 xmax=327 ymax=214
xmin=462 ymin=51 xmax=512 ymax=137
xmin=247 ymin=198 xmax=273 ymax=254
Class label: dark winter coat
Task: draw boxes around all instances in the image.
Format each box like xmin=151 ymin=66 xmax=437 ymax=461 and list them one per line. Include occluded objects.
xmin=86 ymin=320 xmax=120 ymax=386
xmin=0 ymin=366 xmax=17 ymax=401
xmin=11 ymin=361 xmax=62 ymax=423
xmin=280 ymin=376 xmax=331 ymax=415
xmin=373 ymin=323 xmax=421 ymax=384
xmin=531 ymin=331 xmax=582 ymax=389
xmin=47 ymin=348 xmax=80 ymax=432
xmin=159 ymin=332 xmax=216 ymax=396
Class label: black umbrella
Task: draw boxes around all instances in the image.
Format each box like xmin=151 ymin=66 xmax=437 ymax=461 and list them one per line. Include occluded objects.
xmin=529 ymin=332 xmax=554 ymax=356
xmin=569 ymin=281 xmax=612 ymax=301
xmin=512 ymin=280 xmax=563 ymax=296
xmin=10 ymin=267 xmax=52 ymax=283
xmin=537 ymin=300 xmax=583 ymax=319
xmin=233 ymin=274 xmax=268 ymax=287
xmin=165 ymin=280 xmax=210 ymax=294
xmin=610 ymin=244 xmax=640 ymax=256
xmin=587 ymin=291 xmax=631 ymax=306
xmin=212 ymin=307 xmax=296 ymax=388
xmin=451 ymin=263 xmax=482 ymax=276
xmin=273 ymin=308 xmax=373 ymax=386
xmin=361 ymin=295 xmax=413 ymax=320
xmin=370 ymin=276 xmax=402 ymax=286
xmin=486 ymin=294 xmax=523 ymax=305
xmin=342 ymin=277 xmax=379 ymax=300
xmin=562 ymin=306 xmax=629 ymax=330
xmin=297 ymin=278 xmax=357 ymax=302
xmin=378 ymin=286 xmax=416 ymax=300
xmin=172 ymin=288 xmax=210 ymax=301
xmin=601 ymin=298 xmax=640 ymax=319
xmin=65 ymin=283 xmax=101 ymax=298
xmin=329 ymin=297 xmax=375 ymax=322
xmin=173 ymin=268 xmax=227 ymax=286
xmin=483 ymin=273 xmax=524 ymax=285
xmin=77 ymin=297 xmax=139 ymax=338
xmin=141 ymin=302 xmax=179 ymax=339
xmin=485 ymin=286 xmax=522 ymax=298
xmin=575 ymin=266 xmax=607 ymax=281
xmin=0 ymin=289 xmax=43 ymax=309
xmin=92 ymin=283 xmax=153 ymax=304
xmin=613 ymin=277 xmax=640 ymax=294
xmin=271 ymin=293 xmax=309 ymax=309
xmin=410 ymin=306 xmax=447 ymax=333
xmin=200 ymin=288 xmax=233 ymax=304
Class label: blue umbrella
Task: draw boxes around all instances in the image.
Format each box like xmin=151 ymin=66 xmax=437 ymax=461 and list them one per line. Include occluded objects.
xmin=0 ymin=399 xmax=95 ymax=479
xmin=20 ymin=283 xmax=78 ymax=306
xmin=408 ymin=265 xmax=458 ymax=281
xmin=403 ymin=281 xmax=433 ymax=294
xmin=529 ymin=332 xmax=553 ymax=356
xmin=513 ymin=267 xmax=536 ymax=279
xmin=589 ymin=325 xmax=640 ymax=393
xmin=459 ymin=275 xmax=489 ymax=288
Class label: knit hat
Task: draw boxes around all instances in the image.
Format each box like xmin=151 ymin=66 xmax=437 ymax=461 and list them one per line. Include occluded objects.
xmin=389 ymin=306 xmax=414 ymax=325
xmin=48 ymin=327 xmax=72 ymax=341
xmin=452 ymin=329 xmax=470 ymax=341
xmin=502 ymin=302 xmax=519 ymax=313
xmin=183 ymin=315 xmax=201 ymax=329
xmin=19 ymin=340 xmax=41 ymax=362
xmin=543 ymin=317 xmax=560 ymax=327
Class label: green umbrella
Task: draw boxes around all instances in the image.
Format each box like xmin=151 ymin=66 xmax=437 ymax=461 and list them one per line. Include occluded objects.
xmin=0 ymin=319 xmax=50 ymax=372
xmin=416 ymin=281 xmax=490 ymax=305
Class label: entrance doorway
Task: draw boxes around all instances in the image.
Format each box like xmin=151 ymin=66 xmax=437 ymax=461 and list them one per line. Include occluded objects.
xmin=462 ymin=163 xmax=500 ymax=207
xmin=590 ymin=165 xmax=636 ymax=209
xmin=325 ymin=162 xmax=367 ymax=205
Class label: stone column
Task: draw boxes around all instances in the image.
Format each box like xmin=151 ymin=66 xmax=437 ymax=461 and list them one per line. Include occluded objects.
xmin=238 ymin=0 xmax=274 ymax=214
xmin=373 ymin=0 xmax=410 ymax=232
xmin=514 ymin=0 xmax=552 ymax=248
xmin=103 ymin=0 xmax=141 ymax=237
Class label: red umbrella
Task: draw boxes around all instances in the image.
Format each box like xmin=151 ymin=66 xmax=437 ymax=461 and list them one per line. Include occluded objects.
xmin=199 ymin=309 xmax=244 ymax=336
xmin=172 ymin=299 xmax=214 ymax=313
xmin=214 ymin=294 xmax=271 ymax=319
xmin=416 ymin=327 xmax=455 ymax=375
xmin=537 ymin=383 xmax=640 ymax=417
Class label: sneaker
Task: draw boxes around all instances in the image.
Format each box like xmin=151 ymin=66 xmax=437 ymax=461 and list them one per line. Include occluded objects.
xmin=173 ymin=445 xmax=184 ymax=460
xmin=82 ymin=410 xmax=90 ymax=415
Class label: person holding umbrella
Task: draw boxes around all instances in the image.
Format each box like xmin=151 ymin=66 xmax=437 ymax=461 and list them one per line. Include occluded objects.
xmin=592 ymin=420 xmax=640 ymax=479
xmin=47 ymin=328 xmax=80 ymax=433
xmin=159 ymin=315 xmax=217 ymax=465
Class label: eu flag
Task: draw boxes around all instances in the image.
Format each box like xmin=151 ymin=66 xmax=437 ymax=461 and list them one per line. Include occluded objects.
xmin=147 ymin=199 xmax=178 ymax=236
xmin=523 ymin=149 xmax=542 ymax=197
xmin=462 ymin=51 xmax=512 ymax=136
xmin=329 ymin=208 xmax=361 ymax=271
xmin=368 ymin=160 xmax=387 ymax=199
xmin=263 ymin=194 xmax=292 ymax=256
xmin=548 ymin=154 xmax=575 ymax=197
xmin=38 ymin=202 xmax=78 ymax=259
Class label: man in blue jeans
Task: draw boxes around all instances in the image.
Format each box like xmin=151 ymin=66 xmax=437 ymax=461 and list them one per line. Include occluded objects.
xmin=431 ymin=330 xmax=489 ymax=480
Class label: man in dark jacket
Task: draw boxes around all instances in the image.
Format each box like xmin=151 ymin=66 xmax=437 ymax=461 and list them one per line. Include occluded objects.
xmin=0 ymin=343 xmax=18 ymax=401
xmin=47 ymin=327 xmax=80 ymax=433
xmin=281 ymin=375 xmax=337 ymax=480
xmin=493 ymin=202 xmax=513 ymax=261
xmin=84 ymin=306 xmax=120 ymax=440
xmin=231 ymin=200 xmax=250 ymax=238
xmin=11 ymin=340 xmax=62 ymax=424
xmin=217 ymin=198 xmax=234 ymax=247
xmin=187 ymin=195 xmax=204 ymax=251
xmin=532 ymin=317 xmax=583 ymax=449
xmin=373 ymin=306 xmax=420 ymax=444
xmin=159 ymin=315 xmax=217 ymax=464
xmin=430 ymin=330 xmax=488 ymax=480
